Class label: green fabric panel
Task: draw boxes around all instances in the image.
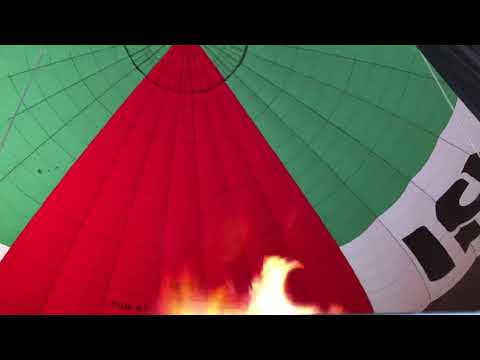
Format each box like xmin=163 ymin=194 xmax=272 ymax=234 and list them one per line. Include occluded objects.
xmin=0 ymin=45 xmax=458 ymax=248
xmin=223 ymin=45 xmax=457 ymax=245
xmin=0 ymin=45 xmax=153 ymax=246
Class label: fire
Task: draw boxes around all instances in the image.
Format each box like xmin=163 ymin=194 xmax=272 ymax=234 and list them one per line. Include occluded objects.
xmin=159 ymin=256 xmax=343 ymax=315
xmin=245 ymin=257 xmax=318 ymax=315
xmin=159 ymin=271 xmax=242 ymax=315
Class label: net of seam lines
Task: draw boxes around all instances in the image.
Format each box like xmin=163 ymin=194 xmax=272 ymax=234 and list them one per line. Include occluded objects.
xmin=218 ymin=45 xmax=459 ymax=246
xmin=0 ymin=45 xmax=168 ymax=246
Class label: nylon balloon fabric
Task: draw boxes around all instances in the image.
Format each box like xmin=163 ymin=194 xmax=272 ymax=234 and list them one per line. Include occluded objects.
xmin=0 ymin=45 xmax=372 ymax=314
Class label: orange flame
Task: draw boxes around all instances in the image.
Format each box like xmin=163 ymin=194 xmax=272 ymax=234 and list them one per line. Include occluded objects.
xmin=245 ymin=256 xmax=318 ymax=315
xmin=159 ymin=256 xmax=343 ymax=315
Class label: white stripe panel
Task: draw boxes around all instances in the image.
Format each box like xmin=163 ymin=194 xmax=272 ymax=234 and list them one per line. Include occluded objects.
xmin=341 ymin=220 xmax=431 ymax=312
xmin=342 ymin=100 xmax=480 ymax=313
xmin=0 ymin=243 xmax=9 ymax=262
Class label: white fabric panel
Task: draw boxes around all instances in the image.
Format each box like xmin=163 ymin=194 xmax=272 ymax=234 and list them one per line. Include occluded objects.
xmin=442 ymin=101 xmax=480 ymax=153
xmin=367 ymin=262 xmax=432 ymax=313
xmin=342 ymin=99 xmax=480 ymax=312
xmin=341 ymin=220 xmax=431 ymax=312
xmin=380 ymin=181 xmax=477 ymax=301
xmin=0 ymin=243 xmax=8 ymax=262
xmin=413 ymin=140 xmax=467 ymax=200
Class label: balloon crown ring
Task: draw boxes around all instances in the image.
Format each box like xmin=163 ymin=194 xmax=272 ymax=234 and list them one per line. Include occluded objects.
xmin=124 ymin=45 xmax=248 ymax=94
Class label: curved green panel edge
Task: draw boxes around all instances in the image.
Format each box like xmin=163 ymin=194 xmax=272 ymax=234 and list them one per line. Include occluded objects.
xmin=0 ymin=45 xmax=457 ymax=248
xmin=209 ymin=45 xmax=457 ymax=245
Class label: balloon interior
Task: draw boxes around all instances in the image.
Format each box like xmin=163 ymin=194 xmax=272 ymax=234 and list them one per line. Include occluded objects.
xmin=0 ymin=45 xmax=478 ymax=314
